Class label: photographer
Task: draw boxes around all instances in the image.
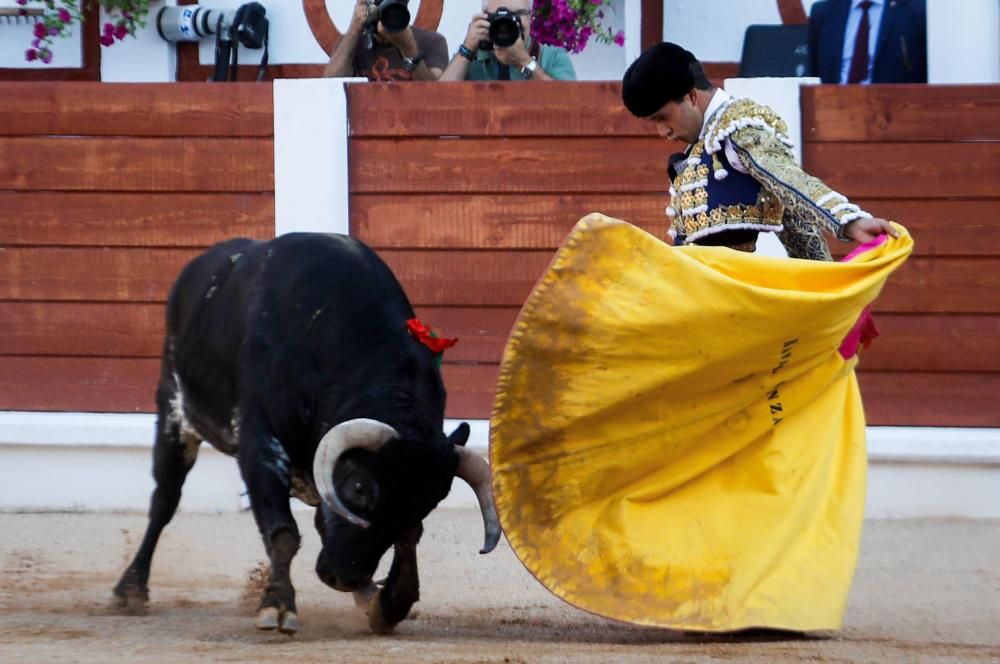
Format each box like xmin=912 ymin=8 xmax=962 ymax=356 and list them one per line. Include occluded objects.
xmin=439 ymin=0 xmax=576 ymax=81
xmin=323 ymin=0 xmax=447 ymax=81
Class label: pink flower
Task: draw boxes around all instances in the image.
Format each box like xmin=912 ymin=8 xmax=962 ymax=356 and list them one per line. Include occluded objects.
xmin=33 ymin=22 xmax=47 ymax=38
xmin=16 ymin=0 xmax=27 ymax=5
xmin=58 ymin=8 xmax=72 ymax=23
xmin=48 ymin=26 xmax=60 ymax=36
xmin=114 ymin=23 xmax=129 ymax=40
xmin=613 ymin=30 xmax=625 ymax=46
xmin=103 ymin=22 xmax=115 ymax=35
xmin=25 ymin=48 xmax=37 ymax=62
xmin=40 ymin=49 xmax=52 ymax=64
xmin=100 ymin=33 xmax=115 ymax=46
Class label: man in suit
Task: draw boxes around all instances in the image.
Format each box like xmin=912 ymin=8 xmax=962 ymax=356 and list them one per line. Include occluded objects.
xmin=808 ymin=0 xmax=927 ymax=84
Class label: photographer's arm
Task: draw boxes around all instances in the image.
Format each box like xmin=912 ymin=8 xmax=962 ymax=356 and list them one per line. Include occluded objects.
xmin=384 ymin=28 xmax=443 ymax=81
xmin=323 ymin=0 xmax=366 ymax=77
xmin=440 ymin=13 xmax=488 ymax=81
xmin=494 ymin=40 xmax=556 ymax=81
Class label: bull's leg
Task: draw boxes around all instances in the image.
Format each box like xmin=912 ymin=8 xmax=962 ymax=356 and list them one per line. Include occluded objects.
xmin=113 ymin=381 xmax=199 ymax=613
xmin=237 ymin=425 xmax=301 ymax=634
xmin=368 ymin=522 xmax=423 ymax=633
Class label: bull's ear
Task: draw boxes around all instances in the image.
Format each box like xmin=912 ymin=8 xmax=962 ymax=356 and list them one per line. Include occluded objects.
xmin=447 ymin=421 xmax=471 ymax=447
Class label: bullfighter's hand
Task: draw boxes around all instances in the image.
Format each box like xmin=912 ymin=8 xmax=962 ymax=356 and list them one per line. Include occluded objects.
xmin=493 ymin=37 xmax=531 ymax=68
xmin=843 ymin=217 xmax=899 ymax=244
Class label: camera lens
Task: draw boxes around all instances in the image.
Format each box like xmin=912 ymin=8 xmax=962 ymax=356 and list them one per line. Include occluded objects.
xmin=378 ymin=0 xmax=410 ymax=33
xmin=489 ymin=13 xmax=520 ymax=48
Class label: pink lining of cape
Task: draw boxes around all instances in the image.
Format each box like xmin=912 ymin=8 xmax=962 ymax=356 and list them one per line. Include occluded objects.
xmin=838 ymin=234 xmax=888 ymax=359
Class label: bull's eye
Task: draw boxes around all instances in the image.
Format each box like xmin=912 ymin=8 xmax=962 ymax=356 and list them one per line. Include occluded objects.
xmin=334 ymin=457 xmax=379 ymax=516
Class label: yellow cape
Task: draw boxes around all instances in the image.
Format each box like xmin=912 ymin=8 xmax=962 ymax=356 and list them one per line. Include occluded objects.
xmin=489 ymin=214 xmax=913 ymax=631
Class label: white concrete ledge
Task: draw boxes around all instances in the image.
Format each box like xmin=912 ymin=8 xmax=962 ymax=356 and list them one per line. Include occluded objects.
xmin=2 ymin=411 xmax=998 ymax=517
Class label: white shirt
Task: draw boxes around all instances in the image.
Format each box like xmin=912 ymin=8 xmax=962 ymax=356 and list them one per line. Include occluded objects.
xmin=697 ymin=88 xmax=748 ymax=174
xmin=839 ymin=0 xmax=885 ymax=84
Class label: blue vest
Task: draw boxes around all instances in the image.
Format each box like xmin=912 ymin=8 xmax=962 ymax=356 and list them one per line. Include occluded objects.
xmin=667 ymin=98 xmax=789 ymax=246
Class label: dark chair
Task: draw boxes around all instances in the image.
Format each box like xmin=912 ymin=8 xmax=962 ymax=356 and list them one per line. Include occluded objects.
xmin=738 ymin=24 xmax=811 ymax=78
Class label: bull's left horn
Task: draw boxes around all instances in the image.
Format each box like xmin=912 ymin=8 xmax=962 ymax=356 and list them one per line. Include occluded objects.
xmin=313 ymin=418 xmax=398 ymax=528
xmin=454 ymin=446 xmax=501 ymax=554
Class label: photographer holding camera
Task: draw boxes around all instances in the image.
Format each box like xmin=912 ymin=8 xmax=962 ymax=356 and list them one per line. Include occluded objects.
xmin=323 ymin=0 xmax=447 ymax=81
xmin=439 ymin=0 xmax=576 ymax=81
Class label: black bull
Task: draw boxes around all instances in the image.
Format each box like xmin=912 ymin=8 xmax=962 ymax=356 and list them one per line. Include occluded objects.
xmin=113 ymin=233 xmax=500 ymax=634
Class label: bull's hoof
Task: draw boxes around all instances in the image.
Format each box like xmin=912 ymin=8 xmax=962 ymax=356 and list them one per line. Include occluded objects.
xmin=111 ymin=582 xmax=149 ymax=615
xmin=367 ymin=588 xmax=409 ymax=635
xmin=255 ymin=606 xmax=299 ymax=634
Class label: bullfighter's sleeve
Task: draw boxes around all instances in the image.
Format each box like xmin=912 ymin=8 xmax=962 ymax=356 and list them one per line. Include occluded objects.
xmin=727 ymin=127 xmax=873 ymax=248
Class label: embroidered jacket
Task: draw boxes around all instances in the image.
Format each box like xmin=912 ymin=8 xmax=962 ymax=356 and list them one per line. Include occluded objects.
xmin=667 ymin=97 xmax=872 ymax=260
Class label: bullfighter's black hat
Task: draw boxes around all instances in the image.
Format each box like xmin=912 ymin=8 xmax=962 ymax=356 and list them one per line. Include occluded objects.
xmin=621 ymin=42 xmax=697 ymax=118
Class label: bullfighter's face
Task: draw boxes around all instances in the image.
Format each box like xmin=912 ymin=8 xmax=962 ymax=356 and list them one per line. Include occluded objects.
xmin=645 ymin=88 xmax=704 ymax=145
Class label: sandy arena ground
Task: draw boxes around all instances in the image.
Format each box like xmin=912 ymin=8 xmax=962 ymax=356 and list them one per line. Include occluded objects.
xmin=0 ymin=508 xmax=997 ymax=663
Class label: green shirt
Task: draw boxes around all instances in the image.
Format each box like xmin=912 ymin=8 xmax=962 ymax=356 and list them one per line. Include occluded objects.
xmin=465 ymin=43 xmax=576 ymax=81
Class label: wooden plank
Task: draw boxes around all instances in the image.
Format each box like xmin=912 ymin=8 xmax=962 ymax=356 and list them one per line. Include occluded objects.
xmin=350 ymin=137 xmax=674 ymax=193
xmin=0 ymin=357 xmax=159 ymax=413
xmin=412 ymin=307 xmax=519 ymax=363
xmin=3 ymin=248 xmax=997 ymax=314
xmin=0 ymin=192 xmax=274 ymax=247
xmin=857 ymin=371 xmax=1000 ymax=427
xmin=346 ymin=82 xmax=661 ymax=137
xmin=844 ymin=199 xmax=1000 ymax=256
xmin=0 ymin=302 xmax=520 ymax=363
xmin=1 ymin=355 xmax=994 ymax=427
xmin=351 ymin=194 xmax=670 ymax=248
xmin=0 ymin=302 xmax=165 ymax=358
xmin=0 ymin=83 xmax=274 ymax=137
xmin=877 ymin=257 xmax=1000 ymax=314
xmin=857 ymin=314 xmax=1000 ymax=372
xmin=702 ymin=62 xmax=741 ymax=84
xmin=0 ymin=248 xmax=195 ymax=302
xmin=802 ymin=142 xmax=1000 ymax=199
xmin=381 ymin=250 xmax=552 ymax=306
xmin=440 ymin=363 xmax=499 ymax=420
xmin=803 ymin=85 xmax=1000 ymax=142
xmin=386 ymin=252 xmax=1000 ymax=313
xmin=439 ymin=364 xmax=1000 ymax=426
xmin=0 ymin=137 xmax=274 ymax=192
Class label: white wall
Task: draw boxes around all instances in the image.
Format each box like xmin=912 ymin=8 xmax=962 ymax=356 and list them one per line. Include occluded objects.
xmin=661 ymin=0 xmax=823 ymax=62
xmin=927 ymin=0 xmax=1000 ymax=83
xmin=0 ymin=0 xmax=83 ymax=68
xmin=0 ymin=0 xmax=630 ymax=80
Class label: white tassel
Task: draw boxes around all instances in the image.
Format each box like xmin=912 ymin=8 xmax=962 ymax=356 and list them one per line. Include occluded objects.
xmin=714 ymin=168 xmax=729 ymax=180
xmin=665 ymin=206 xmax=677 ymax=217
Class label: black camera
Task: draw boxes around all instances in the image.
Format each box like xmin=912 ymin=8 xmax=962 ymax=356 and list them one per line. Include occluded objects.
xmin=365 ymin=0 xmax=410 ymax=34
xmin=480 ymin=6 xmax=523 ymax=50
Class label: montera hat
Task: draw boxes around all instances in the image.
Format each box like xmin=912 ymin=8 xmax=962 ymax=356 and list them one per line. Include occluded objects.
xmin=622 ymin=42 xmax=697 ymax=118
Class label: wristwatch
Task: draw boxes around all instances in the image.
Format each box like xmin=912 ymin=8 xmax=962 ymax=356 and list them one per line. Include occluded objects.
xmin=520 ymin=57 xmax=538 ymax=79
xmin=403 ymin=52 xmax=424 ymax=71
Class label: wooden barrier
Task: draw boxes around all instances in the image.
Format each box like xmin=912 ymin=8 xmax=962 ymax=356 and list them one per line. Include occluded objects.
xmin=802 ymin=84 xmax=1000 ymax=426
xmin=0 ymin=82 xmax=275 ymax=413
xmin=0 ymin=81 xmax=996 ymax=427
xmin=349 ymin=82 xmax=1000 ymax=426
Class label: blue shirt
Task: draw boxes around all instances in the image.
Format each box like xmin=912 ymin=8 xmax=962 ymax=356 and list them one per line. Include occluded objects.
xmin=839 ymin=0 xmax=885 ymax=84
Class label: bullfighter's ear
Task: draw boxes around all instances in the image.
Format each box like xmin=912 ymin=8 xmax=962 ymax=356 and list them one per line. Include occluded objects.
xmin=447 ymin=421 xmax=471 ymax=447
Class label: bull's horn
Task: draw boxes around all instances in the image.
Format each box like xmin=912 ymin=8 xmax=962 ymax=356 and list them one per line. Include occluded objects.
xmin=454 ymin=446 xmax=501 ymax=554
xmin=313 ymin=418 xmax=398 ymax=528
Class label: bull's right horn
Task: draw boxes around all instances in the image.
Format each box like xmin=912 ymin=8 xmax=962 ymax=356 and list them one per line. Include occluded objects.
xmin=313 ymin=418 xmax=398 ymax=528
xmin=454 ymin=446 xmax=501 ymax=554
